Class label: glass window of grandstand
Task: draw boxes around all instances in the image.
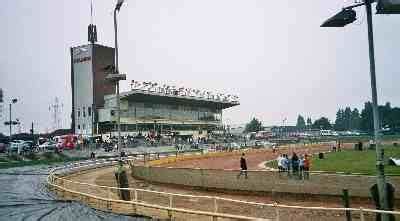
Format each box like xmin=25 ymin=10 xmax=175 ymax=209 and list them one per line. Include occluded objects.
xmin=88 ymin=107 xmax=92 ymax=117
xmin=78 ymin=109 xmax=80 ymax=118
xmin=83 ymin=106 xmax=86 ymax=117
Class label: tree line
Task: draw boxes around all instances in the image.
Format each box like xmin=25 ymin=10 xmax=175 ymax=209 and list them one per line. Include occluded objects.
xmin=244 ymin=101 xmax=400 ymax=133
xmin=295 ymin=102 xmax=400 ymax=132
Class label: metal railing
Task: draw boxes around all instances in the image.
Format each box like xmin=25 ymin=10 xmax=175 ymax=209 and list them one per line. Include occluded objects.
xmin=47 ymin=154 xmax=400 ymax=220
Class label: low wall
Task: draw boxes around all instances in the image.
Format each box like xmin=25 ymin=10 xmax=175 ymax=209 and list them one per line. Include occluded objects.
xmin=131 ymin=165 xmax=400 ymax=198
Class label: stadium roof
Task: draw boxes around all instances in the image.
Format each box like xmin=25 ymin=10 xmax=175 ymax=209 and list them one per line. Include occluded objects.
xmin=113 ymin=89 xmax=239 ymax=109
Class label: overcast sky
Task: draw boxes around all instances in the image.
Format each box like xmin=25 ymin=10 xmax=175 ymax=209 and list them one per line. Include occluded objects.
xmin=0 ymin=0 xmax=399 ymax=134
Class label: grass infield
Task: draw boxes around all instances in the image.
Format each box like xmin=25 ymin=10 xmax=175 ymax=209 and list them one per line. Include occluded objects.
xmin=266 ymin=145 xmax=400 ymax=175
xmin=312 ymin=145 xmax=400 ymax=175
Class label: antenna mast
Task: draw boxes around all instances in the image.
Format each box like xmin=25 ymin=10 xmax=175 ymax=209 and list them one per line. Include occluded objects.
xmin=49 ymin=97 xmax=63 ymax=131
xmin=88 ymin=0 xmax=98 ymax=44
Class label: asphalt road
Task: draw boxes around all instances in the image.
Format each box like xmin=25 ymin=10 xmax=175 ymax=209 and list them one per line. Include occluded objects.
xmin=0 ymin=164 xmax=150 ymax=221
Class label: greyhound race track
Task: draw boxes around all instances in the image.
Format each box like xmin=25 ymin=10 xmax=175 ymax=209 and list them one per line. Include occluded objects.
xmin=159 ymin=143 xmax=348 ymax=170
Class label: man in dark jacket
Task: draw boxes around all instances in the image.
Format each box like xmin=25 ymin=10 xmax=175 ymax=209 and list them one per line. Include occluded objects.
xmin=114 ymin=160 xmax=131 ymax=201
xmin=237 ymin=153 xmax=248 ymax=179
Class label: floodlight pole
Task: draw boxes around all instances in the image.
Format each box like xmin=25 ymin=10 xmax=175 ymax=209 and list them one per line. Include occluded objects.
xmin=114 ymin=7 xmax=121 ymax=151
xmin=365 ymin=0 xmax=389 ymax=217
xmin=9 ymin=99 xmax=17 ymax=139
xmin=9 ymin=103 xmax=12 ymax=139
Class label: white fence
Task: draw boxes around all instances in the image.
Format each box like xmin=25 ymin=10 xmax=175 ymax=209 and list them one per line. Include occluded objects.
xmin=47 ymin=157 xmax=400 ymax=220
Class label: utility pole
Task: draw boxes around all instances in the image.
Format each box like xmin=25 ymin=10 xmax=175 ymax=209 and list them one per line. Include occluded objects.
xmin=31 ymin=122 xmax=34 ymax=135
xmin=9 ymin=103 xmax=11 ymax=138
xmin=106 ymin=0 xmax=126 ymax=151
xmin=114 ymin=8 xmax=121 ymax=151
xmin=30 ymin=122 xmax=35 ymax=143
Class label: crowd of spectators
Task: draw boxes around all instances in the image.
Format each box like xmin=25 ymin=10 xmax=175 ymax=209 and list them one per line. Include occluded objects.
xmin=277 ymin=152 xmax=310 ymax=180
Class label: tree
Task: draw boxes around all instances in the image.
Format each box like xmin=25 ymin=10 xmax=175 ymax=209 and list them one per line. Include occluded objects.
xmin=380 ymin=102 xmax=392 ymax=128
xmin=360 ymin=102 xmax=374 ymax=132
xmin=296 ymin=115 xmax=306 ymax=130
xmin=307 ymin=117 xmax=312 ymax=126
xmin=334 ymin=109 xmax=345 ymax=131
xmin=343 ymin=107 xmax=352 ymax=130
xmin=312 ymin=117 xmax=332 ymax=130
xmin=244 ymin=118 xmax=262 ymax=132
xmin=350 ymin=108 xmax=361 ymax=130
xmin=388 ymin=107 xmax=400 ymax=129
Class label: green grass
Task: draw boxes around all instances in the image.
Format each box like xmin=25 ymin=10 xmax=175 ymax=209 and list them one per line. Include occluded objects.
xmin=265 ymin=145 xmax=400 ymax=176
xmin=312 ymin=145 xmax=400 ymax=175
xmin=0 ymin=153 xmax=89 ymax=169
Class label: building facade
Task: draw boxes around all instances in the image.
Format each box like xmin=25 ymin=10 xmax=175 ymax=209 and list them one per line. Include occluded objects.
xmin=70 ymin=44 xmax=115 ymax=135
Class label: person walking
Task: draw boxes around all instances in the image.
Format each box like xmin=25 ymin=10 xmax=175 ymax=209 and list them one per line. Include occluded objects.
xmin=237 ymin=153 xmax=248 ymax=179
xmin=283 ymin=154 xmax=289 ymax=172
xmin=299 ymin=155 xmax=305 ymax=179
xmin=303 ymin=154 xmax=311 ymax=180
xmin=277 ymin=154 xmax=284 ymax=172
xmin=291 ymin=152 xmax=299 ymax=178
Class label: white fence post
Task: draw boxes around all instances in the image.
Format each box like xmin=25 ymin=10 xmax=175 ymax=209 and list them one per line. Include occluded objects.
xmin=214 ymin=197 xmax=218 ymax=213
xmin=107 ymin=187 xmax=111 ymax=210
xmin=274 ymin=203 xmax=280 ymax=221
xmin=134 ymin=189 xmax=138 ymax=201
xmin=359 ymin=207 xmax=365 ymax=221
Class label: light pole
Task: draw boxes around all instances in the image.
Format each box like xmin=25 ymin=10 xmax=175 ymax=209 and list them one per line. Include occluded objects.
xmin=321 ymin=0 xmax=392 ymax=218
xmin=8 ymin=98 xmax=18 ymax=139
xmin=106 ymin=0 xmax=126 ymax=151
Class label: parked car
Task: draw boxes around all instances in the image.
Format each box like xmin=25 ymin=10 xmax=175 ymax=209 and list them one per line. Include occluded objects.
xmin=39 ymin=141 xmax=59 ymax=152
xmin=8 ymin=141 xmax=24 ymax=153
xmin=231 ymin=142 xmax=241 ymax=149
xmin=0 ymin=143 xmax=6 ymax=153
xmin=22 ymin=141 xmax=36 ymax=152
xmin=103 ymin=143 xmax=114 ymax=152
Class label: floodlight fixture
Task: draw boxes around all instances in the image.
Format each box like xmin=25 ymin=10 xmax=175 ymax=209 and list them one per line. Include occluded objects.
xmin=321 ymin=8 xmax=357 ymax=27
xmin=116 ymin=0 xmax=125 ymax=11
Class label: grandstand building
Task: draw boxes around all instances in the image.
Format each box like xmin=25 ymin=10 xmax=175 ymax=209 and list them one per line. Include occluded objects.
xmin=96 ymin=81 xmax=239 ymax=138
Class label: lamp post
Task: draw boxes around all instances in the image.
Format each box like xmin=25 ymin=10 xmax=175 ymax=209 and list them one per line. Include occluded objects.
xmin=321 ymin=0 xmax=390 ymax=218
xmin=9 ymin=98 xmax=18 ymax=139
xmin=106 ymin=0 xmax=126 ymax=151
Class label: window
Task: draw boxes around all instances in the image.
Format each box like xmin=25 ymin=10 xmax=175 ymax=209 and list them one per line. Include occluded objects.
xmin=83 ymin=106 xmax=86 ymax=117
xmin=78 ymin=109 xmax=81 ymax=117
xmin=83 ymin=124 xmax=85 ymax=130
xmin=78 ymin=125 xmax=81 ymax=129
xmin=88 ymin=107 xmax=92 ymax=117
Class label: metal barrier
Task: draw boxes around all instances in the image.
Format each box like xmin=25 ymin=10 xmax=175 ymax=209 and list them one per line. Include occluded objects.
xmin=47 ymin=154 xmax=400 ymax=220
